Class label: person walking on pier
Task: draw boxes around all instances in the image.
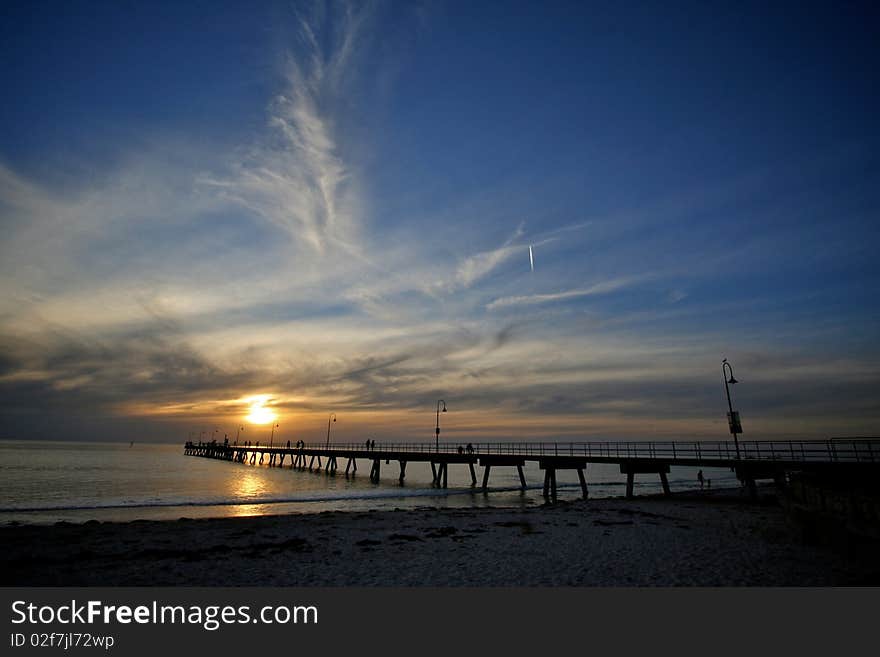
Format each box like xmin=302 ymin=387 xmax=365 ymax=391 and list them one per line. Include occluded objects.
xmin=286 ymin=439 xmax=291 ymax=449
xmin=466 ymin=443 xmax=474 ymax=455
xmin=365 ymin=439 xmax=370 ymax=451
xmin=697 ymin=469 xmax=704 ymax=490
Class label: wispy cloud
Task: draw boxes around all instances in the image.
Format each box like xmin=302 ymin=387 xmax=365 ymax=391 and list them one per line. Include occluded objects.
xmin=452 ymin=223 xmax=525 ymax=289
xmin=486 ymin=276 xmax=641 ymax=311
xmin=201 ymin=4 xmax=370 ymax=257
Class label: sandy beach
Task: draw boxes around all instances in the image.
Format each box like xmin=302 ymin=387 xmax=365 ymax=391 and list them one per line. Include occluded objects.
xmin=3 ymin=488 xmax=877 ymax=586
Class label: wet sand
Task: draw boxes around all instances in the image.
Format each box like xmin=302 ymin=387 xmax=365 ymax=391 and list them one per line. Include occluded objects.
xmin=2 ymin=489 xmax=877 ymax=586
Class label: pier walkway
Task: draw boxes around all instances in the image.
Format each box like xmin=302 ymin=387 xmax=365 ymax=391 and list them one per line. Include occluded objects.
xmin=184 ymin=438 xmax=880 ymax=499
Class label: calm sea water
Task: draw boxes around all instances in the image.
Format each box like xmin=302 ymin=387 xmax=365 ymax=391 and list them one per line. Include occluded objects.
xmin=0 ymin=440 xmax=740 ymax=524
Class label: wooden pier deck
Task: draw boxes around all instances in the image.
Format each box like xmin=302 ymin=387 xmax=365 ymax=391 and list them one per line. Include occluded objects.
xmin=184 ymin=438 xmax=880 ymax=499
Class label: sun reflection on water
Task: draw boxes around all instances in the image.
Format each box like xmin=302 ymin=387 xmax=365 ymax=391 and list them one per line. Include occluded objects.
xmin=229 ymin=470 xmax=270 ymax=517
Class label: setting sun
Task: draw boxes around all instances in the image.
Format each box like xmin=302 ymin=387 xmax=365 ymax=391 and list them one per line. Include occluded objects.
xmin=245 ymin=397 xmax=277 ymax=425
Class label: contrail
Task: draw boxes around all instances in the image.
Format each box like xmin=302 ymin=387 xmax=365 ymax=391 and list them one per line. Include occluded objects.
xmin=528 ymin=245 xmax=534 ymax=272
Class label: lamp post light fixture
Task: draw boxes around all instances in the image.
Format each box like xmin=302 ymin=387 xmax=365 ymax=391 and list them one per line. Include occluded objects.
xmin=435 ymin=399 xmax=447 ymax=453
xmin=325 ymin=413 xmax=337 ymax=448
xmin=234 ymin=425 xmax=244 ymax=447
xmin=269 ymin=423 xmax=279 ymax=448
xmin=722 ymin=358 xmax=742 ymax=459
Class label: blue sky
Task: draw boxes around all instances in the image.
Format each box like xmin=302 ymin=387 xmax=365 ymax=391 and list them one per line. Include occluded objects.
xmin=1 ymin=1 xmax=878 ymax=442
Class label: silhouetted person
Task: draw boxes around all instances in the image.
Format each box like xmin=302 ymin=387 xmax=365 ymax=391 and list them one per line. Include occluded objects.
xmin=697 ymin=470 xmax=704 ymax=490
xmin=365 ymin=439 xmax=370 ymax=450
xmin=286 ymin=439 xmax=290 ymax=449
xmin=371 ymin=439 xmax=376 ymax=450
xmin=466 ymin=443 xmax=474 ymax=455
xmin=458 ymin=445 xmax=463 ymax=454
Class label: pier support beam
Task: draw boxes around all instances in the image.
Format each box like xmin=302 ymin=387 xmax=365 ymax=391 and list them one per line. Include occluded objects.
xmin=542 ymin=468 xmax=557 ymax=499
xmin=482 ymin=465 xmax=491 ymax=490
xmin=517 ymin=465 xmax=527 ymax=490
xmin=577 ymin=467 xmax=589 ymax=499
xmin=432 ymin=462 xmax=448 ymax=488
xmin=469 ymin=462 xmax=477 ymax=486
xmin=734 ymin=464 xmax=782 ymax=501
xmin=399 ymin=460 xmax=407 ymax=484
xmin=370 ymin=458 xmax=381 ymax=483
xmin=744 ymin=477 xmax=758 ymax=500
xmin=430 ymin=462 xmax=437 ymax=484
xmin=620 ymin=461 xmax=670 ymax=499
xmin=659 ymin=471 xmax=671 ymax=496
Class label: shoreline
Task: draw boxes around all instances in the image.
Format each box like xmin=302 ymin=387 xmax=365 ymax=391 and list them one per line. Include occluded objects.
xmin=0 ymin=480 xmax=745 ymax=528
xmin=3 ymin=487 xmax=877 ymax=586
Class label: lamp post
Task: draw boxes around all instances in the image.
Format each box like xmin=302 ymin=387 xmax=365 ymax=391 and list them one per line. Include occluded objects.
xmin=234 ymin=425 xmax=244 ymax=447
xmin=435 ymin=399 xmax=447 ymax=453
xmin=722 ymin=358 xmax=741 ymax=459
xmin=269 ymin=423 xmax=279 ymax=448
xmin=325 ymin=413 xmax=337 ymax=448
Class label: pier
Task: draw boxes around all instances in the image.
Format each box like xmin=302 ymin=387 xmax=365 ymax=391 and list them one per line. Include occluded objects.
xmin=183 ymin=438 xmax=880 ymax=500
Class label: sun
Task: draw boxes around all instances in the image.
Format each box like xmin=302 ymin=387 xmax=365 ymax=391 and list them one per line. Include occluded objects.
xmin=245 ymin=398 xmax=277 ymax=425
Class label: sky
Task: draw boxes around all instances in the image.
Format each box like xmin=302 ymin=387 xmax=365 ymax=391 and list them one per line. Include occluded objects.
xmin=1 ymin=0 xmax=878 ymax=443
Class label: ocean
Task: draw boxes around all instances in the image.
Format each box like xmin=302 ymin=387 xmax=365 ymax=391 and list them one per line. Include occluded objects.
xmin=0 ymin=440 xmax=740 ymax=524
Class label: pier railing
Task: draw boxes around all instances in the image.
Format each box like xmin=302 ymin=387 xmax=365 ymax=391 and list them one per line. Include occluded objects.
xmin=216 ymin=438 xmax=879 ymax=464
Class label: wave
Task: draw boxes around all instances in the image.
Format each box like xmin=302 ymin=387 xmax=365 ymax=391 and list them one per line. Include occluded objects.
xmin=0 ymin=474 xmax=730 ymax=515
xmin=0 ymin=481 xmax=610 ymax=513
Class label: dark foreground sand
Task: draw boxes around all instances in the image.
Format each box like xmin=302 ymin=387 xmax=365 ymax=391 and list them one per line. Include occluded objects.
xmin=3 ymin=490 xmax=877 ymax=586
